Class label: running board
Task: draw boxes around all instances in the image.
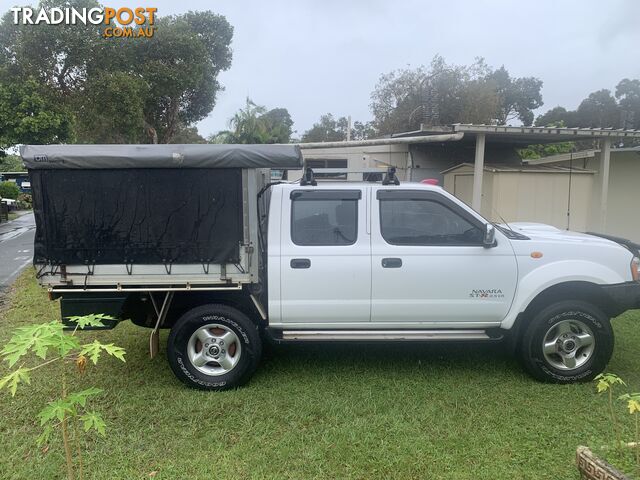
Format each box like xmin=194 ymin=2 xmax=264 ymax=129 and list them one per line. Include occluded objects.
xmin=278 ymin=329 xmax=496 ymax=341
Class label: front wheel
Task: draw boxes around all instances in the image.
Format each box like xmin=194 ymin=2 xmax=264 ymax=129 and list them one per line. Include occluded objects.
xmin=519 ymin=301 xmax=614 ymax=383
xmin=167 ymin=304 xmax=262 ymax=391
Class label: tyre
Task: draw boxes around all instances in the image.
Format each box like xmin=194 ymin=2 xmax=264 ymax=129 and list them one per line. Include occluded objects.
xmin=167 ymin=304 xmax=262 ymax=391
xmin=519 ymin=300 xmax=614 ymax=383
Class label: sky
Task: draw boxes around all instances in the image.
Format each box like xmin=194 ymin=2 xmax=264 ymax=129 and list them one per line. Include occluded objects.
xmin=5 ymin=0 xmax=640 ymax=138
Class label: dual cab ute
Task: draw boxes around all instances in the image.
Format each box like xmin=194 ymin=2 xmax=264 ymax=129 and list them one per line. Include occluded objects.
xmin=21 ymin=144 xmax=640 ymax=390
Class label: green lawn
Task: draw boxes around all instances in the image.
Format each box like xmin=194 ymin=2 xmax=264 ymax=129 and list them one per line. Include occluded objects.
xmin=1 ymin=270 xmax=639 ymax=479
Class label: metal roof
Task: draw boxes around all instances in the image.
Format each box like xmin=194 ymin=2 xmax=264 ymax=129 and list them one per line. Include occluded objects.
xmin=524 ymin=150 xmax=597 ymax=165
xmin=392 ymin=124 xmax=640 ymax=145
xmin=526 ymin=146 xmax=640 ymax=165
xmin=441 ymin=162 xmax=596 ymax=175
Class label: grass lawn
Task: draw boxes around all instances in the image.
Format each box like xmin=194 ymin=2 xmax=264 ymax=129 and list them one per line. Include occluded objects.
xmin=1 ymin=270 xmax=639 ymax=479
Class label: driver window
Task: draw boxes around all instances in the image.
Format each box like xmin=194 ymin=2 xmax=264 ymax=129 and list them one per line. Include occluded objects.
xmin=379 ymin=198 xmax=483 ymax=246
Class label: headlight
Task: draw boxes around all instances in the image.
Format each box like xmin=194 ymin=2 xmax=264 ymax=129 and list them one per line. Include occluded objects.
xmin=632 ymin=256 xmax=640 ymax=282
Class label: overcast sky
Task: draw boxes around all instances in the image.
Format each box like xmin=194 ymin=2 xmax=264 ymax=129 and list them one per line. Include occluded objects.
xmin=8 ymin=0 xmax=640 ymax=138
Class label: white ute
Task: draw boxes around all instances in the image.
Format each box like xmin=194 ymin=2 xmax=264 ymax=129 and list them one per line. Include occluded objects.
xmin=23 ymin=145 xmax=640 ymax=390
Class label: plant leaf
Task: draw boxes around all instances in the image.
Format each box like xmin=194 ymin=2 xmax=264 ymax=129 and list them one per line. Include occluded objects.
xmin=36 ymin=424 xmax=53 ymax=447
xmin=0 ymin=368 xmax=31 ymax=396
xmin=38 ymin=399 xmax=74 ymax=425
xmin=102 ymin=344 xmax=126 ymax=362
xmin=67 ymin=387 xmax=103 ymax=408
xmin=80 ymin=340 xmax=102 ymax=364
xmin=1 ymin=322 xmax=63 ymax=366
xmin=80 ymin=340 xmax=126 ymax=364
xmin=594 ymin=373 xmax=626 ymax=393
xmin=66 ymin=313 xmax=115 ymax=329
xmin=80 ymin=411 xmax=106 ymax=436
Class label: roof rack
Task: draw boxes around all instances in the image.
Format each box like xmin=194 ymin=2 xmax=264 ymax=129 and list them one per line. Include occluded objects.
xmin=381 ymin=167 xmax=400 ymax=185
xmin=300 ymin=167 xmax=317 ymax=186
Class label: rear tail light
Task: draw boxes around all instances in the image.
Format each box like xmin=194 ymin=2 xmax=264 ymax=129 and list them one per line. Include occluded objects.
xmin=632 ymin=257 xmax=639 ymax=282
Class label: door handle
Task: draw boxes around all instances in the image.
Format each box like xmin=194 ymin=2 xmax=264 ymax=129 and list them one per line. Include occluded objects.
xmin=381 ymin=258 xmax=402 ymax=268
xmin=290 ymin=258 xmax=311 ymax=269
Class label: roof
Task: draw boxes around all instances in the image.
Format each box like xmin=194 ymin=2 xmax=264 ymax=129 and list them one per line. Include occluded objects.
xmin=524 ymin=150 xmax=597 ymax=165
xmin=392 ymin=124 xmax=640 ymax=145
xmin=441 ymin=162 xmax=596 ymax=175
xmin=20 ymin=144 xmax=303 ymax=170
xmin=527 ymin=146 xmax=640 ymax=165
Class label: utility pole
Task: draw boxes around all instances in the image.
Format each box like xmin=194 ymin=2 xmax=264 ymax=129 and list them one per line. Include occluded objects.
xmin=346 ymin=115 xmax=352 ymax=142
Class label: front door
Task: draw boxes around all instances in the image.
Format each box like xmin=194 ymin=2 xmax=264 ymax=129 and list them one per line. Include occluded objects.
xmin=279 ymin=188 xmax=371 ymax=325
xmin=371 ymin=189 xmax=517 ymax=327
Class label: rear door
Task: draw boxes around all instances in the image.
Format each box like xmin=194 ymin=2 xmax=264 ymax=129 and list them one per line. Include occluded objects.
xmin=279 ymin=188 xmax=371 ymax=325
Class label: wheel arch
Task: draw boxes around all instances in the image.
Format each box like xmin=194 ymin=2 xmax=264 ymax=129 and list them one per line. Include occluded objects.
xmin=505 ymin=281 xmax=615 ymax=353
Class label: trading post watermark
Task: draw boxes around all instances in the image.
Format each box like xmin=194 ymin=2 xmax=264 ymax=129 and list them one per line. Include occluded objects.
xmin=9 ymin=6 xmax=158 ymax=38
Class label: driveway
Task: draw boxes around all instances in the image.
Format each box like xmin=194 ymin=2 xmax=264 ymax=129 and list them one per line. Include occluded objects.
xmin=0 ymin=212 xmax=35 ymax=294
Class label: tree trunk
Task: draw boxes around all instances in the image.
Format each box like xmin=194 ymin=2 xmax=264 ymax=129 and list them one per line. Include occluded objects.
xmin=161 ymin=98 xmax=180 ymax=144
xmin=143 ymin=120 xmax=158 ymax=144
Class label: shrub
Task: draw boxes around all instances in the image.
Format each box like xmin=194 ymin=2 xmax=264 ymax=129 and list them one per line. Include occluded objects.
xmin=0 ymin=180 xmax=20 ymax=199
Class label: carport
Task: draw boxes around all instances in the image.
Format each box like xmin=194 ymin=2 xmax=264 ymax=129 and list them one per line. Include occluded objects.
xmin=393 ymin=124 xmax=640 ymax=229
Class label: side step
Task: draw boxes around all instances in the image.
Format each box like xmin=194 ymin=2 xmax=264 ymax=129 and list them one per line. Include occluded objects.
xmin=277 ymin=329 xmax=498 ymax=342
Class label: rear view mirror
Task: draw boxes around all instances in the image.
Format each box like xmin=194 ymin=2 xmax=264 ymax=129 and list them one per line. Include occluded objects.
xmin=483 ymin=224 xmax=496 ymax=248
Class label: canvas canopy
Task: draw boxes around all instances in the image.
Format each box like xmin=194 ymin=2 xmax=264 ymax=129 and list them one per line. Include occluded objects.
xmin=21 ymin=144 xmax=303 ymax=170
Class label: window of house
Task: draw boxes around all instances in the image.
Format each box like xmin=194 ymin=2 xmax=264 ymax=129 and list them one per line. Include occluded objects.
xmin=306 ymin=159 xmax=348 ymax=179
xmin=291 ymin=190 xmax=359 ymax=246
xmin=379 ymin=197 xmax=483 ymax=246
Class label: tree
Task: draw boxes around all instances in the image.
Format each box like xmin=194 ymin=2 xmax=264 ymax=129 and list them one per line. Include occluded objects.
xmin=0 ymin=155 xmax=24 ymax=172
xmin=301 ymin=114 xmax=346 ymax=142
xmin=575 ymin=89 xmax=620 ymax=128
xmin=260 ymin=108 xmax=294 ymax=143
xmin=212 ymin=99 xmax=294 ymax=144
xmin=534 ymin=106 xmax=577 ymax=127
xmin=301 ymin=114 xmax=375 ymax=142
xmin=535 ymin=82 xmax=639 ymax=130
xmin=75 ymin=71 xmax=148 ymax=144
xmin=615 ymin=78 xmax=640 ymax=130
xmin=0 ymin=0 xmax=233 ymax=145
xmin=0 ymin=72 xmax=74 ymax=155
xmin=369 ymin=56 xmax=543 ymax=135
xmin=133 ymin=11 xmax=233 ymax=143
xmin=0 ymin=181 xmax=21 ymax=199
xmin=487 ymin=66 xmax=543 ymax=125
xmin=170 ymin=124 xmax=207 ymax=144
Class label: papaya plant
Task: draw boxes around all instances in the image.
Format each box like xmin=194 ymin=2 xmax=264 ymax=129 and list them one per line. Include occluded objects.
xmin=0 ymin=314 xmax=125 ymax=480
xmin=618 ymin=392 xmax=640 ymax=475
xmin=595 ymin=372 xmax=627 ymax=453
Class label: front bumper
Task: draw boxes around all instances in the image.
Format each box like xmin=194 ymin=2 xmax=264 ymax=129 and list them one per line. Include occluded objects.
xmin=602 ymin=282 xmax=640 ymax=316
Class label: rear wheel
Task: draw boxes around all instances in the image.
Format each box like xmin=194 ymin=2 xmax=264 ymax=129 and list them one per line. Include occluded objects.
xmin=519 ymin=301 xmax=614 ymax=383
xmin=167 ymin=304 xmax=262 ymax=391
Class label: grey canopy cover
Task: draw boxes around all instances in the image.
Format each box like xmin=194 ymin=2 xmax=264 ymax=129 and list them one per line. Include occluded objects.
xmin=21 ymin=143 xmax=303 ymax=169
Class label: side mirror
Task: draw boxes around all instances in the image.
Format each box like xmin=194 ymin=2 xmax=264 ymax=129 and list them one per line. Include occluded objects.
xmin=483 ymin=224 xmax=496 ymax=248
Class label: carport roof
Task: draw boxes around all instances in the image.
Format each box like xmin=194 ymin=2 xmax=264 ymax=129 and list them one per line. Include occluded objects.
xmin=391 ymin=124 xmax=640 ymax=145
xmin=441 ymin=162 xmax=596 ymax=175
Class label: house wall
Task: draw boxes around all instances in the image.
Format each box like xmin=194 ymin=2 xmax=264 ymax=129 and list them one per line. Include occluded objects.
xmin=443 ymin=165 xmax=594 ymax=231
xmin=491 ymin=171 xmax=593 ymax=231
xmin=538 ymin=151 xmax=640 ymax=242
xmin=409 ymin=144 xmax=521 ymax=184
xmin=299 ymin=144 xmax=409 ymax=181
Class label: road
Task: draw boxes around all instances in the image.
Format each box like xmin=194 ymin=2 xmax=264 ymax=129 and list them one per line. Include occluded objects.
xmin=0 ymin=213 xmax=35 ymax=293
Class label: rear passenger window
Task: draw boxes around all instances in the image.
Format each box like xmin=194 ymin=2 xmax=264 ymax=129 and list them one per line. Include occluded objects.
xmin=291 ymin=192 xmax=359 ymax=246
